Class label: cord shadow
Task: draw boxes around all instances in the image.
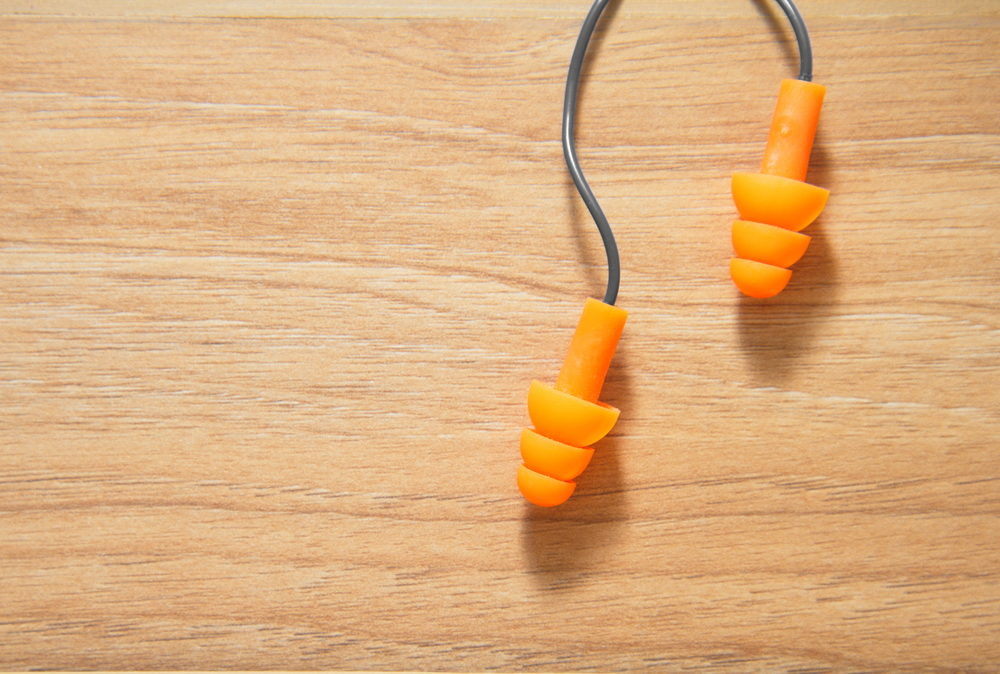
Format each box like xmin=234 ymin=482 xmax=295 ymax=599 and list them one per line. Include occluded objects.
xmin=572 ymin=0 xmax=622 ymax=125
xmin=736 ymin=135 xmax=838 ymax=381
xmin=565 ymin=0 xmax=624 ymax=300
xmin=565 ymin=177 xmax=603 ymax=299
xmin=520 ymin=340 xmax=631 ymax=590
xmin=751 ymin=0 xmax=798 ymax=72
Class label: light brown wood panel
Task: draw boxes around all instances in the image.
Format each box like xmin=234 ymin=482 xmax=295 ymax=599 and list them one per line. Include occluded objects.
xmin=3 ymin=1 xmax=994 ymax=18
xmin=1 ymin=1 xmax=998 ymax=671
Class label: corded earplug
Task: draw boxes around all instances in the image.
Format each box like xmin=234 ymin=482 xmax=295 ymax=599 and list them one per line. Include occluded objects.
xmin=729 ymin=3 xmax=829 ymax=298
xmin=516 ymin=0 xmax=626 ymax=508
xmin=518 ymin=298 xmax=627 ymax=507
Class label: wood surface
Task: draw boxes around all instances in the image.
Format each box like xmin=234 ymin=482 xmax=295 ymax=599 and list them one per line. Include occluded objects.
xmin=1 ymin=0 xmax=998 ymax=670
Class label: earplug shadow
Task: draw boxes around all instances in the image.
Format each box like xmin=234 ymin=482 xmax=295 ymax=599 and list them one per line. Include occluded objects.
xmin=520 ymin=342 xmax=631 ymax=590
xmin=736 ymin=218 xmax=838 ymax=381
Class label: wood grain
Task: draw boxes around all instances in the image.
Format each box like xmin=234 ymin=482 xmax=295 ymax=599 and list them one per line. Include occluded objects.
xmin=1 ymin=1 xmax=998 ymax=670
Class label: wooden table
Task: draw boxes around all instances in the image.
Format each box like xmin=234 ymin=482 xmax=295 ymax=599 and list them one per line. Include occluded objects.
xmin=2 ymin=1 xmax=998 ymax=670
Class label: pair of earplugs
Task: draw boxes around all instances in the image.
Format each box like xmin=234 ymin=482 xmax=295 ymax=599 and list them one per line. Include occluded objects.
xmin=518 ymin=0 xmax=828 ymax=506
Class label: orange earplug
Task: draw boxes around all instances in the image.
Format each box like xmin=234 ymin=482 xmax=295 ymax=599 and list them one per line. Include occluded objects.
xmin=730 ymin=78 xmax=829 ymax=298
xmin=518 ymin=298 xmax=627 ymax=507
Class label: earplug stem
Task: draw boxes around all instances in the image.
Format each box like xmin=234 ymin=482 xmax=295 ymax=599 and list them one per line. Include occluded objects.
xmin=761 ymin=79 xmax=825 ymax=181
xmin=555 ymin=298 xmax=627 ymax=403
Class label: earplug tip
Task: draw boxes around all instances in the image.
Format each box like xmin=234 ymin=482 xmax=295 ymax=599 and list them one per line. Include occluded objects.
xmin=730 ymin=258 xmax=792 ymax=298
xmin=517 ymin=464 xmax=576 ymax=507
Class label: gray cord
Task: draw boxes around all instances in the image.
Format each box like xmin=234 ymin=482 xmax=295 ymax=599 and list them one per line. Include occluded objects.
xmin=563 ymin=0 xmax=619 ymax=305
xmin=562 ymin=0 xmax=814 ymax=306
xmin=772 ymin=0 xmax=814 ymax=81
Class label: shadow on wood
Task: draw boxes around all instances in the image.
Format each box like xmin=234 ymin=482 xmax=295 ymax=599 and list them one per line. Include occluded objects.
xmin=736 ymin=132 xmax=839 ymax=381
xmin=751 ymin=0 xmax=800 ymax=74
xmin=519 ymin=342 xmax=631 ymax=590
